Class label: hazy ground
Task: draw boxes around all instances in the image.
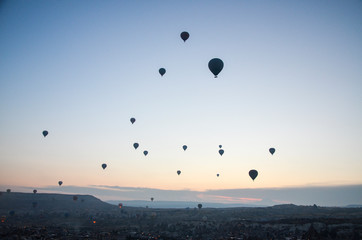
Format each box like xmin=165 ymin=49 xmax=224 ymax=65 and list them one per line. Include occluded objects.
xmin=1 ymin=192 xmax=361 ymax=239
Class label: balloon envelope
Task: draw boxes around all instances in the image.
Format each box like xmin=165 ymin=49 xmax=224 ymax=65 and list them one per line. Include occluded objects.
xmin=177 ymin=170 xmax=181 ymax=175
xmin=180 ymin=31 xmax=189 ymax=42
xmin=217 ymin=173 xmax=219 ymax=177
xmin=42 ymin=130 xmax=48 ymax=137
xmin=219 ymin=149 xmax=224 ymax=156
xmin=73 ymin=196 xmax=78 ymax=201
xmin=269 ymin=148 xmax=275 ymax=155
xmin=58 ymin=181 xmax=63 ymax=186
xmin=159 ymin=68 xmax=166 ymax=76
xmin=102 ymin=163 xmax=107 ymax=169
xmin=208 ymin=58 xmax=224 ymax=78
xmin=249 ymin=170 xmax=258 ymax=181
xmin=219 ymin=145 xmax=222 ymax=148
xmin=143 ymin=151 xmax=148 ymax=156
xmin=182 ymin=145 xmax=187 ymax=151
xmin=133 ymin=143 xmax=139 ymax=149
xmin=33 ymin=189 xmax=37 ymax=194
xmin=151 ymin=197 xmax=154 ymax=202
xmin=130 ymin=118 xmax=136 ymax=124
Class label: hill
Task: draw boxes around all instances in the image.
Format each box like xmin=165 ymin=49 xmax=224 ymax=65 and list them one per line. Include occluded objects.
xmin=0 ymin=192 xmax=117 ymax=214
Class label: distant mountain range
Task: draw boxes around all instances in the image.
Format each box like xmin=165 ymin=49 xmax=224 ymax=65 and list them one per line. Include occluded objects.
xmin=0 ymin=192 xmax=116 ymax=213
xmin=107 ymin=200 xmax=266 ymax=208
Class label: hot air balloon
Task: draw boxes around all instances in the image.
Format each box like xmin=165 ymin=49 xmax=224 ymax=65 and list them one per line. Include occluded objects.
xmin=217 ymin=173 xmax=219 ymax=177
xmin=133 ymin=143 xmax=139 ymax=149
xmin=269 ymin=148 xmax=275 ymax=155
xmin=208 ymin=58 xmax=224 ymax=78
xmin=6 ymin=189 xmax=11 ymax=193
xmin=143 ymin=151 xmax=148 ymax=156
xmin=58 ymin=181 xmax=63 ymax=186
xmin=219 ymin=149 xmax=224 ymax=156
xmin=118 ymin=203 xmax=123 ymax=208
xmin=249 ymin=170 xmax=258 ymax=181
xmin=159 ymin=68 xmax=166 ymax=76
xmin=177 ymin=170 xmax=181 ymax=175
xmin=180 ymin=31 xmax=189 ymax=42
xmin=182 ymin=145 xmax=187 ymax=151
xmin=219 ymin=145 xmax=222 ymax=148
xmin=130 ymin=118 xmax=136 ymax=124
xmin=102 ymin=163 xmax=107 ymax=170
xmin=73 ymin=196 xmax=78 ymax=201
xmin=33 ymin=189 xmax=37 ymax=194
xmin=198 ymin=203 xmax=202 ymax=209
xmin=42 ymin=130 xmax=48 ymax=137
xmin=151 ymin=197 xmax=154 ymax=202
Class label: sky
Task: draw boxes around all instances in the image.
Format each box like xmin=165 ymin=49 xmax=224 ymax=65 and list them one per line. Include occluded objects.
xmin=0 ymin=0 xmax=361 ymax=206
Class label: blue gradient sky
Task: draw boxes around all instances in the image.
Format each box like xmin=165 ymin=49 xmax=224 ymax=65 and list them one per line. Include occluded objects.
xmin=0 ymin=1 xmax=361 ymax=204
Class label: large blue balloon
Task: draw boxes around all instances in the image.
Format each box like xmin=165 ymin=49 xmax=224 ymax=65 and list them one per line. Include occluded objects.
xmin=182 ymin=145 xmax=187 ymax=151
xmin=133 ymin=143 xmax=139 ymax=149
xmin=42 ymin=130 xmax=48 ymax=137
xmin=102 ymin=163 xmax=107 ymax=170
xmin=249 ymin=170 xmax=258 ymax=181
xmin=208 ymin=58 xmax=224 ymax=78
xmin=219 ymin=149 xmax=224 ymax=156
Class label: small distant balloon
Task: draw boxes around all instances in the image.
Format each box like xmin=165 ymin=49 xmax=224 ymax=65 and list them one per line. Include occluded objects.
xmin=58 ymin=181 xmax=63 ymax=186
xmin=73 ymin=196 xmax=78 ymax=201
xmin=42 ymin=130 xmax=48 ymax=137
xmin=182 ymin=145 xmax=187 ymax=151
xmin=151 ymin=197 xmax=154 ymax=202
xmin=143 ymin=151 xmax=148 ymax=156
xmin=219 ymin=145 xmax=222 ymax=148
xmin=219 ymin=149 xmax=224 ymax=156
xmin=102 ymin=163 xmax=107 ymax=170
xmin=198 ymin=203 xmax=202 ymax=209
xmin=208 ymin=58 xmax=224 ymax=78
xmin=217 ymin=173 xmax=219 ymax=177
xmin=180 ymin=31 xmax=189 ymax=42
xmin=118 ymin=203 xmax=123 ymax=208
xmin=269 ymin=148 xmax=275 ymax=155
xmin=33 ymin=189 xmax=37 ymax=194
xmin=133 ymin=143 xmax=139 ymax=149
xmin=159 ymin=68 xmax=166 ymax=76
xmin=249 ymin=169 xmax=258 ymax=181
xmin=177 ymin=170 xmax=181 ymax=175
xmin=130 ymin=118 xmax=136 ymax=124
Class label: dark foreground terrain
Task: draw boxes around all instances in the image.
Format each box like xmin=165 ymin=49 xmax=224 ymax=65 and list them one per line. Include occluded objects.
xmin=1 ymin=192 xmax=361 ymax=239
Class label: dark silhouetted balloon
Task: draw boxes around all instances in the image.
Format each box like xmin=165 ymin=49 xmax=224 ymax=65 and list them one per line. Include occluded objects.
xmin=177 ymin=170 xmax=181 ymax=175
xmin=159 ymin=68 xmax=166 ymax=76
xmin=219 ymin=149 xmax=224 ymax=156
xmin=217 ymin=173 xmax=219 ymax=177
xmin=130 ymin=118 xmax=136 ymax=124
xmin=73 ymin=196 xmax=78 ymax=201
xmin=118 ymin=203 xmax=123 ymax=208
xmin=219 ymin=145 xmax=222 ymax=148
xmin=198 ymin=203 xmax=202 ymax=209
xmin=102 ymin=163 xmax=107 ymax=169
xmin=269 ymin=148 xmax=275 ymax=155
xmin=42 ymin=130 xmax=48 ymax=137
xmin=6 ymin=189 xmax=11 ymax=193
xmin=58 ymin=181 xmax=63 ymax=186
xmin=143 ymin=151 xmax=148 ymax=156
xmin=133 ymin=143 xmax=139 ymax=149
xmin=151 ymin=197 xmax=154 ymax=202
xmin=182 ymin=145 xmax=187 ymax=151
xmin=249 ymin=169 xmax=258 ymax=181
xmin=208 ymin=58 xmax=224 ymax=78
xmin=180 ymin=31 xmax=189 ymax=42
xmin=33 ymin=189 xmax=37 ymax=194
